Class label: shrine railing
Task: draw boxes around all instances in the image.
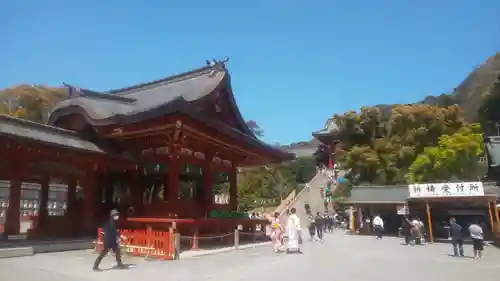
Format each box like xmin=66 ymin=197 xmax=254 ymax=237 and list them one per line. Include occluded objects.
xmin=273 ymin=190 xmax=297 ymax=216
xmin=95 ymin=227 xmax=175 ymax=260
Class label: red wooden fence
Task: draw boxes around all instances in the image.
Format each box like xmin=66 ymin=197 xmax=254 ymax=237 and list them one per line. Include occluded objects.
xmin=95 ymin=227 xmax=175 ymax=260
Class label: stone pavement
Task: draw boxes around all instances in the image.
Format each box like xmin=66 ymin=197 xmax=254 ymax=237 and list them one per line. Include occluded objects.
xmin=1 ymin=232 xmax=499 ymax=281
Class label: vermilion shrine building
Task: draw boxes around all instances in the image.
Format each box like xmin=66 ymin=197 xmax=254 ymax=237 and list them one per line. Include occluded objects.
xmin=0 ymin=60 xmax=293 ymax=240
xmin=312 ymin=118 xmax=339 ymax=169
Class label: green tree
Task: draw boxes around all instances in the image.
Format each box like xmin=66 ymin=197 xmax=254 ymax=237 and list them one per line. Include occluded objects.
xmin=332 ymin=179 xmax=353 ymax=201
xmin=407 ymin=124 xmax=483 ymax=183
xmin=245 ymin=120 xmax=264 ymax=137
xmin=477 ymin=75 xmax=500 ymax=132
xmin=236 ymin=161 xmax=303 ymax=211
xmin=290 ymin=156 xmax=317 ymax=183
xmin=342 ymin=145 xmax=380 ymax=183
xmin=333 ymin=104 xmax=466 ymax=184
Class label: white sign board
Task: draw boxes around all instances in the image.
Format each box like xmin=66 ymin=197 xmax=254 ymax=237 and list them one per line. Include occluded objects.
xmin=408 ymin=182 xmax=484 ymax=198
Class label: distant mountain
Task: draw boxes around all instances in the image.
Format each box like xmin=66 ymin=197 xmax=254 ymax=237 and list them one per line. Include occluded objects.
xmin=283 ymin=52 xmax=500 ymax=150
xmin=366 ymin=52 xmax=500 ymax=123
xmin=423 ymin=52 xmax=500 ymax=122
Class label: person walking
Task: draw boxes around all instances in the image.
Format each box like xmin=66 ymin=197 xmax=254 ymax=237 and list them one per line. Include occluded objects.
xmin=372 ymin=214 xmax=384 ymax=239
xmin=314 ymin=212 xmax=324 ymax=241
xmin=269 ymin=212 xmax=284 ymax=253
xmin=402 ymin=216 xmax=413 ymax=245
xmin=469 ymin=220 xmax=484 ymax=260
xmin=304 ymin=203 xmax=311 ymax=216
xmin=333 ymin=212 xmax=340 ymax=230
xmin=93 ymin=209 xmax=126 ymax=271
xmin=417 ymin=217 xmax=426 ymax=244
xmin=286 ymin=208 xmax=302 ymax=253
xmin=326 ymin=214 xmax=334 ymax=232
xmin=307 ymin=214 xmax=317 ymax=241
xmin=449 ymin=217 xmax=464 ymax=257
xmin=410 ymin=217 xmax=424 ymax=245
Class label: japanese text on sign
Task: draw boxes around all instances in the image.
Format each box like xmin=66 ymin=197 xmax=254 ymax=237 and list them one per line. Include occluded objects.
xmin=408 ymin=182 xmax=484 ymax=198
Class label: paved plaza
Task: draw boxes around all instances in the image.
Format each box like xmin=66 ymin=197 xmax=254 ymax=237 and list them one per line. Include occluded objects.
xmin=0 ymin=232 xmax=499 ymax=281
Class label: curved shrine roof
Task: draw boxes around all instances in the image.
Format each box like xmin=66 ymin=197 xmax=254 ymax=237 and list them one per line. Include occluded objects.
xmin=48 ymin=64 xmax=226 ymax=126
xmin=0 ymin=114 xmax=104 ymax=153
xmin=47 ymin=60 xmax=295 ymax=162
xmin=312 ymin=118 xmax=339 ymax=137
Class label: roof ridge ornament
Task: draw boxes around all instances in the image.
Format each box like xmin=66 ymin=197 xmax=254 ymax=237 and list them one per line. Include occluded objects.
xmin=206 ymin=57 xmax=229 ymax=68
xmin=207 ymin=57 xmax=229 ymax=77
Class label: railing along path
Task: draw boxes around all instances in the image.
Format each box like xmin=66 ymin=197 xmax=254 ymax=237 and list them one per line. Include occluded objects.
xmin=93 ymin=225 xmax=269 ymax=261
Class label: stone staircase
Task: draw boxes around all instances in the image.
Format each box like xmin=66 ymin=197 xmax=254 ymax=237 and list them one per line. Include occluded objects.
xmin=280 ymin=170 xmax=343 ymax=229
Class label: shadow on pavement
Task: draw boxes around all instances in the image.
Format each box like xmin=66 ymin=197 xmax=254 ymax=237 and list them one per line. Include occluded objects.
xmin=445 ymin=254 xmax=475 ymax=259
xmin=96 ymin=263 xmax=136 ymax=272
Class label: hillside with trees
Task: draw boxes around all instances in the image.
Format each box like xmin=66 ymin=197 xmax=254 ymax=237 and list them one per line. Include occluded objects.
xmin=333 ymin=105 xmax=484 ymax=187
xmin=236 ymin=121 xmax=317 ymax=211
xmin=0 ymin=85 xmax=67 ymax=123
xmin=329 ymin=52 xmax=500 ymax=197
xmin=372 ymin=52 xmax=500 ymax=123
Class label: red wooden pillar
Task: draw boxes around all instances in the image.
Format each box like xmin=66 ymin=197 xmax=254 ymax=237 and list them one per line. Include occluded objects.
xmin=3 ymin=176 xmax=21 ymax=237
xmin=167 ymin=155 xmax=180 ymax=203
xmin=328 ymin=144 xmax=333 ymax=169
xmin=129 ymin=171 xmax=142 ymax=214
xmin=329 ymin=142 xmax=337 ymax=169
xmin=203 ymin=162 xmax=213 ymax=216
xmin=229 ymin=167 xmax=237 ymax=211
xmin=65 ymin=178 xmax=77 ymax=235
xmin=191 ymin=225 xmax=199 ymax=250
xmin=82 ymin=173 xmax=98 ymax=235
xmin=37 ymin=176 xmax=50 ymax=231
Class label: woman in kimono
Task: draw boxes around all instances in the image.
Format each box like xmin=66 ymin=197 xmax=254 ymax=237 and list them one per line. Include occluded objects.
xmin=269 ymin=212 xmax=284 ymax=253
xmin=286 ymin=208 xmax=302 ymax=253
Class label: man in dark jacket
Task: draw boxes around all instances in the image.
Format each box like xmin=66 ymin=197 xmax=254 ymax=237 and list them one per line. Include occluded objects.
xmin=93 ymin=209 xmax=126 ymax=271
xmin=449 ymin=217 xmax=464 ymax=257
xmin=314 ymin=212 xmax=324 ymax=241
xmin=402 ymin=216 xmax=412 ymax=245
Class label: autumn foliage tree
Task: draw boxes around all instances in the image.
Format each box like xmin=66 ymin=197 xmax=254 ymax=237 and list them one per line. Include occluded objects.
xmin=0 ymin=85 xmax=67 ymax=123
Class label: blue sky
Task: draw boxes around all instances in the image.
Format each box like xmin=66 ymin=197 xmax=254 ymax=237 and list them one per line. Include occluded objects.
xmin=1 ymin=1 xmax=499 ymax=145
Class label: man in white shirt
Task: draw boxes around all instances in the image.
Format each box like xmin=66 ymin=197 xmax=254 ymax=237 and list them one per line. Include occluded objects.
xmin=411 ymin=217 xmax=425 ymax=244
xmin=469 ymin=221 xmax=484 ymax=260
xmin=372 ymin=215 xmax=384 ymax=239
